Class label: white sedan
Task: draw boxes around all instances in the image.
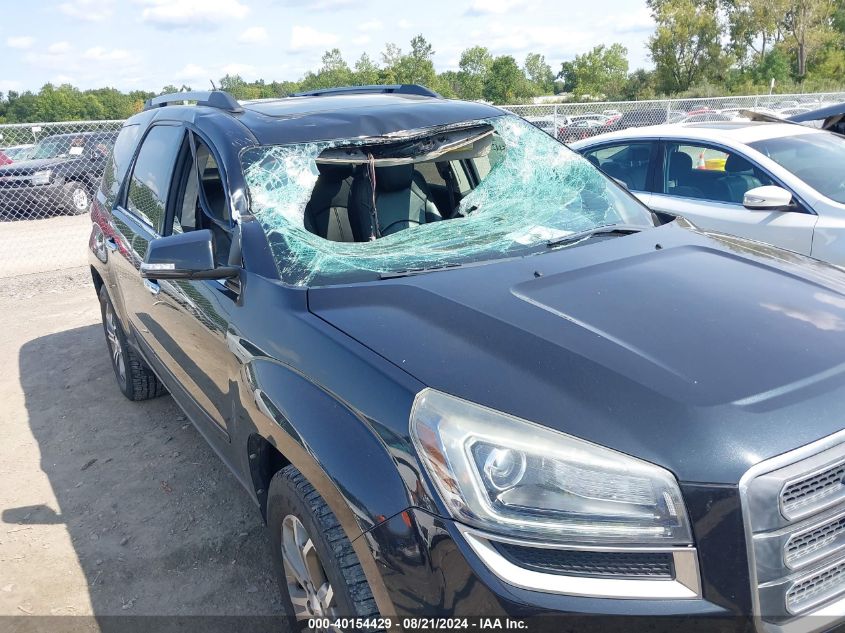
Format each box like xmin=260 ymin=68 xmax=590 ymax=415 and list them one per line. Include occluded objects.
xmin=571 ymin=122 xmax=845 ymax=265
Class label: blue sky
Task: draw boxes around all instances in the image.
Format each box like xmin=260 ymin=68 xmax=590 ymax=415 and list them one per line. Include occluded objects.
xmin=1 ymin=0 xmax=656 ymax=93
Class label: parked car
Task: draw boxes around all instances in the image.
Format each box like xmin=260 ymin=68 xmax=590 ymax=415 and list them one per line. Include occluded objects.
xmin=0 ymin=151 xmax=11 ymax=167
xmin=0 ymin=131 xmax=117 ymax=218
xmin=605 ymin=108 xmax=684 ymax=132
xmin=525 ymin=114 xmax=571 ymax=138
xmin=789 ymin=101 xmax=845 ymax=135
xmin=1 ymin=143 xmax=35 ymax=161
xmin=572 ymin=121 xmax=845 ymax=265
xmin=91 ymin=86 xmax=845 ymax=631
xmin=680 ymin=112 xmax=732 ymax=123
xmin=558 ymin=118 xmax=609 ymax=142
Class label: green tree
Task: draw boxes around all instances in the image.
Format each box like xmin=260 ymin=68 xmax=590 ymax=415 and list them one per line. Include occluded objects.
xmin=457 ymin=45 xmax=493 ymax=100
xmin=556 ymin=61 xmax=578 ymax=93
xmin=722 ymin=0 xmax=787 ymax=67
xmin=648 ymin=0 xmax=724 ymax=93
xmin=570 ymin=43 xmax=630 ymax=98
xmin=353 ymin=53 xmax=380 ymax=85
xmin=781 ymin=0 xmax=837 ymax=78
xmin=621 ymin=68 xmax=658 ymax=100
xmin=483 ymin=55 xmax=533 ymax=104
xmin=392 ymin=35 xmax=437 ymax=86
xmin=523 ymin=53 xmax=555 ymax=95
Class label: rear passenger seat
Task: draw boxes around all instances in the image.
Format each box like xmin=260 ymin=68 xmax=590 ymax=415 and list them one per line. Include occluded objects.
xmin=303 ymin=164 xmax=355 ymax=242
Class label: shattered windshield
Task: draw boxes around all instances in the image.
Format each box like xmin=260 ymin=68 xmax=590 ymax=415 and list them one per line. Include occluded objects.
xmin=241 ymin=115 xmax=653 ymax=286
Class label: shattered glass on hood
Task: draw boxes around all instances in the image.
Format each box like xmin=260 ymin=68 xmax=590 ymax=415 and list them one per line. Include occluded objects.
xmin=241 ymin=115 xmax=653 ymax=286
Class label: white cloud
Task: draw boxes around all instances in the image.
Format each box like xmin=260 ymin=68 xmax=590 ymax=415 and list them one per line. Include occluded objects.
xmin=58 ymin=0 xmax=115 ymax=22
xmin=140 ymin=0 xmax=249 ymax=28
xmin=221 ymin=63 xmax=255 ymax=76
xmin=358 ymin=19 xmax=382 ymax=32
xmin=601 ymin=8 xmax=654 ymax=35
xmin=482 ymin=23 xmax=592 ymax=58
xmin=397 ymin=19 xmax=411 ymax=29
xmin=52 ymin=74 xmax=76 ymax=85
xmin=289 ymin=25 xmax=338 ymax=52
xmin=465 ymin=0 xmax=525 ymax=16
xmin=177 ymin=63 xmax=209 ymax=80
xmin=277 ymin=0 xmax=353 ymax=10
xmin=83 ymin=47 xmax=130 ymax=62
xmin=238 ymin=26 xmax=269 ymax=44
xmin=352 ymin=34 xmax=371 ymax=46
xmin=0 ymin=80 xmax=23 ymax=93
xmin=6 ymin=36 xmax=34 ymax=50
xmin=47 ymin=41 xmax=72 ymax=55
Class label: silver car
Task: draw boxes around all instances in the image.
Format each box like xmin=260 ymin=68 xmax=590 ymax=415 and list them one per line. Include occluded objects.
xmin=572 ymin=122 xmax=845 ymax=265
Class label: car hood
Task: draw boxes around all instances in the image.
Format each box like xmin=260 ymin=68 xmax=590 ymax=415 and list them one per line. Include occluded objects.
xmin=309 ymin=221 xmax=845 ymax=484
xmin=0 ymin=157 xmax=70 ymax=176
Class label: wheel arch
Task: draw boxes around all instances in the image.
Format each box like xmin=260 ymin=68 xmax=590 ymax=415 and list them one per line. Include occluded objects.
xmin=237 ymin=357 xmax=425 ymax=617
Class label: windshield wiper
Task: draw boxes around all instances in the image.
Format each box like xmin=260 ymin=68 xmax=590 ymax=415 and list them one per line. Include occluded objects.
xmin=546 ymin=224 xmax=645 ymax=249
xmin=378 ymin=262 xmax=463 ymax=279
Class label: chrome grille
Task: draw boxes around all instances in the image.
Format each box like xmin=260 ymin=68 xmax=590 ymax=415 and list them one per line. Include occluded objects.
xmin=782 ymin=460 xmax=845 ymax=520
xmin=741 ymin=432 xmax=845 ymax=628
xmin=785 ymin=513 xmax=845 ymax=568
xmin=786 ymin=557 xmax=845 ymax=614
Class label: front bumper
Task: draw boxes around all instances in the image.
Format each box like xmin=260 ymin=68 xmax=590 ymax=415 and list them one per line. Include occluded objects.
xmin=0 ymin=182 xmax=69 ymax=217
xmin=359 ymin=506 xmax=746 ymax=630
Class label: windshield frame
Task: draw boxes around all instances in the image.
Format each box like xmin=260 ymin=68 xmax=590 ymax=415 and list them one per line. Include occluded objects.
xmin=240 ymin=114 xmax=655 ymax=287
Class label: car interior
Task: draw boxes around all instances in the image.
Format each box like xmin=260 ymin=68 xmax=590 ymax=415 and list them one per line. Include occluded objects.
xmin=585 ymin=144 xmax=651 ymax=191
xmin=302 ymin=133 xmax=498 ymax=243
xmin=664 ymin=145 xmax=772 ymax=204
xmin=173 ymin=138 xmax=232 ymax=264
xmin=586 ymin=142 xmax=773 ymax=205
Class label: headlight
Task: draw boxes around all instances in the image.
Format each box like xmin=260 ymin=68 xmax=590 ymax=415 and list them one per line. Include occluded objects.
xmin=411 ymin=389 xmax=692 ymax=545
xmin=31 ymin=170 xmax=52 ymax=185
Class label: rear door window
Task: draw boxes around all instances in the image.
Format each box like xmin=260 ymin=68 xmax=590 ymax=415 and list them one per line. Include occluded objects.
xmin=581 ymin=142 xmax=654 ymax=192
xmin=125 ymin=125 xmax=184 ymax=233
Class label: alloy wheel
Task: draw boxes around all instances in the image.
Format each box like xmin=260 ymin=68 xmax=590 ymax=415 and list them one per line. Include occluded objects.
xmin=281 ymin=514 xmax=339 ymax=627
xmin=105 ymin=301 xmax=126 ymax=387
xmin=72 ymin=187 xmax=89 ymax=212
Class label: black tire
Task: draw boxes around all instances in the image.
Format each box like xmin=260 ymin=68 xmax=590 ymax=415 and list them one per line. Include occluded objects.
xmin=267 ymin=465 xmax=380 ymax=629
xmin=98 ymin=285 xmax=166 ymax=401
xmin=64 ymin=181 xmax=91 ymax=215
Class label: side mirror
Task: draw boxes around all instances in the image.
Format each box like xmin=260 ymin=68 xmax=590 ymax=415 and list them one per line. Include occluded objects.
xmin=743 ymin=185 xmax=793 ymax=211
xmin=140 ymin=229 xmax=238 ymax=280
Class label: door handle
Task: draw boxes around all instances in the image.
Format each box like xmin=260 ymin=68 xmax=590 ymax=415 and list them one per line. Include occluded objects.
xmin=143 ymin=279 xmax=160 ymax=295
xmin=105 ymin=236 xmax=118 ymax=251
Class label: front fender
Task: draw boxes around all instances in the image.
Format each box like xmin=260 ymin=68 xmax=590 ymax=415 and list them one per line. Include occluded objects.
xmin=240 ymin=355 xmax=418 ymax=534
xmin=234 ymin=353 xmax=428 ymax=616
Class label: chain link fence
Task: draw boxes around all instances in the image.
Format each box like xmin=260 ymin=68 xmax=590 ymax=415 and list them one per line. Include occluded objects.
xmin=1 ymin=92 xmax=842 ymax=277
xmin=503 ymin=91 xmax=845 ymax=143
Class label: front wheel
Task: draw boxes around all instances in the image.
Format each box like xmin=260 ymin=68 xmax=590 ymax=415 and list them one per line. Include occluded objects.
xmin=64 ymin=181 xmax=91 ymax=215
xmin=267 ymin=465 xmax=380 ymax=629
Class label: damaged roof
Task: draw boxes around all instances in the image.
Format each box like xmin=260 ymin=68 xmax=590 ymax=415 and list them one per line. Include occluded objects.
xmin=235 ymin=94 xmax=506 ymax=145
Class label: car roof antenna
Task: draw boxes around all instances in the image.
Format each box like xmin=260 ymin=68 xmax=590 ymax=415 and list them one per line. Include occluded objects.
xmin=209 ymin=79 xmax=218 ymax=90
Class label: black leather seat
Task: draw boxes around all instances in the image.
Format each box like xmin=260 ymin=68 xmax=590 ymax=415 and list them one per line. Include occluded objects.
xmin=304 ymin=163 xmax=354 ymax=242
xmin=667 ymin=152 xmax=704 ymax=199
xmin=348 ymin=164 xmax=441 ymax=239
xmin=715 ymin=154 xmax=762 ymax=204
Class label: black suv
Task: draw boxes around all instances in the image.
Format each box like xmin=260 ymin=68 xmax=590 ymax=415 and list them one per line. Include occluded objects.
xmin=89 ymin=87 xmax=845 ymax=631
xmin=0 ymin=131 xmax=116 ymax=218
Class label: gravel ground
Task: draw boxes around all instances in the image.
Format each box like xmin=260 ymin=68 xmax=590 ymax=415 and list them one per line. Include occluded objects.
xmin=0 ymin=215 xmax=90 ymax=279
xmin=0 ymin=267 xmax=286 ymax=629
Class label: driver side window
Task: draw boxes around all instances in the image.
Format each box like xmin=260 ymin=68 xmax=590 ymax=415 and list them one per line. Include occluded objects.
xmin=662 ymin=142 xmax=773 ymax=205
xmin=170 ymin=134 xmax=233 ymax=266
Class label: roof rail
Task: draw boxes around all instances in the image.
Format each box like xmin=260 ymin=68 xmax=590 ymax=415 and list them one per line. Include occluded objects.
xmin=144 ymin=90 xmax=243 ymax=113
xmin=292 ymin=84 xmax=441 ymax=98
